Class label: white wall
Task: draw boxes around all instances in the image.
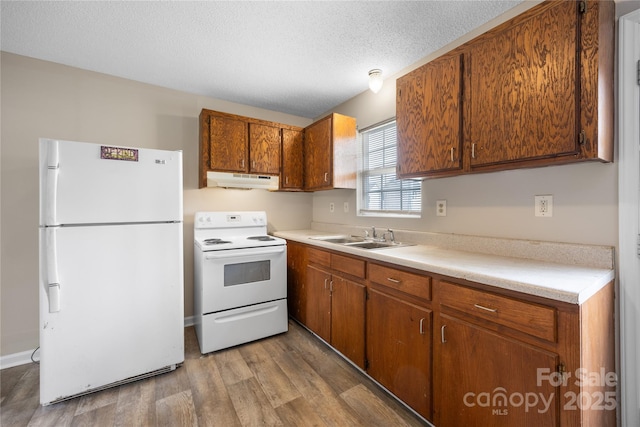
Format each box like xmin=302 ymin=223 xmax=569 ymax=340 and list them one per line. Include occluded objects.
xmin=0 ymin=52 xmax=313 ymax=357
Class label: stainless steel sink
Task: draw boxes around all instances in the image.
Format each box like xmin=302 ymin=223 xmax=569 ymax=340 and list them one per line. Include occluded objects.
xmin=310 ymin=235 xmax=412 ymax=250
xmin=310 ymin=235 xmax=366 ymax=244
xmin=344 ymin=241 xmax=411 ymax=250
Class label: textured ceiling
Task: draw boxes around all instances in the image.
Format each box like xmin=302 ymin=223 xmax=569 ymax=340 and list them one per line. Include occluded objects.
xmin=1 ymin=1 xmax=524 ymax=118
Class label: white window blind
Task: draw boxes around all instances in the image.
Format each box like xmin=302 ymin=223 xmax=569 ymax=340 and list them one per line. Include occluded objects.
xmin=359 ymin=121 xmax=421 ymax=216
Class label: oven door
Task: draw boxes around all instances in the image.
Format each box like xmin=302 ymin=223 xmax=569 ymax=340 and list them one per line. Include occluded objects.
xmin=200 ymin=244 xmax=286 ymax=313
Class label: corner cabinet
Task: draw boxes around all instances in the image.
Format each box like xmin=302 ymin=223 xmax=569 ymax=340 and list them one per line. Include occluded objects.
xmin=395 ymin=0 xmax=614 ymax=178
xmin=304 ymin=113 xmax=357 ymax=191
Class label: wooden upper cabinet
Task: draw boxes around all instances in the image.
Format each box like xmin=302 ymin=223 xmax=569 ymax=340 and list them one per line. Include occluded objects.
xmin=396 ymin=52 xmax=463 ymax=178
xmin=394 ymin=0 xmax=614 ymax=179
xmin=281 ymin=128 xmax=304 ymax=190
xmin=249 ymin=123 xmax=280 ymax=175
xmin=468 ymin=0 xmax=579 ymax=167
xmin=199 ymin=108 xmax=303 ymax=188
xmin=304 ymin=113 xmax=357 ymax=191
xmin=209 ymin=114 xmax=248 ymax=173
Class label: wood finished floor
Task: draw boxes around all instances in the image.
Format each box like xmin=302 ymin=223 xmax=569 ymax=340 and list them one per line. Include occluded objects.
xmin=1 ymin=320 xmax=427 ymax=426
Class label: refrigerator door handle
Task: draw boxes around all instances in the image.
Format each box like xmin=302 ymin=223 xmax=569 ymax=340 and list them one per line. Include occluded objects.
xmin=46 ymin=227 xmax=61 ymax=313
xmin=45 ymin=140 xmax=59 ymax=225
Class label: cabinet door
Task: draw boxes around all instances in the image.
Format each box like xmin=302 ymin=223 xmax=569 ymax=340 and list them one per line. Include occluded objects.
xmin=469 ymin=0 xmax=578 ymax=167
xmin=435 ymin=314 xmax=559 ymax=427
xmin=397 ymin=53 xmax=463 ymax=177
xmin=305 ymin=264 xmax=331 ymax=342
xmin=367 ymin=288 xmax=432 ymax=419
xmin=330 ymin=276 xmax=366 ymax=369
xmin=249 ymin=123 xmax=281 ymax=175
xmin=304 ymin=116 xmax=332 ymax=190
xmin=281 ymin=128 xmax=304 ymax=189
xmin=286 ymin=241 xmax=307 ymax=323
xmin=209 ymin=115 xmax=248 ymax=172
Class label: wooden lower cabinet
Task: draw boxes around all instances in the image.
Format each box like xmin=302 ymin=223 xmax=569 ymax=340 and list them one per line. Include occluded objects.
xmin=305 ymin=263 xmax=366 ymax=368
xmin=284 ymin=241 xmax=616 ymax=426
xmin=286 ymin=241 xmax=307 ymax=323
xmin=366 ymin=287 xmax=432 ymax=419
xmin=434 ymin=314 xmax=559 ymax=426
xmin=305 ymin=264 xmax=332 ymax=342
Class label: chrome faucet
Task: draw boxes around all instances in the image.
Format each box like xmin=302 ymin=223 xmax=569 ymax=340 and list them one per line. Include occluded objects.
xmin=386 ymin=229 xmax=395 ymax=243
xmin=371 ymin=226 xmax=377 ymax=239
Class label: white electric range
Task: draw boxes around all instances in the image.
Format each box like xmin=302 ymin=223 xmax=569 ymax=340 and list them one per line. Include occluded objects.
xmin=193 ymin=211 xmax=288 ymax=353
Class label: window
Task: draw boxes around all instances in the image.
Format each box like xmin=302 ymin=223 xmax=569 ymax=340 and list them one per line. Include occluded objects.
xmin=358 ymin=120 xmax=421 ymax=217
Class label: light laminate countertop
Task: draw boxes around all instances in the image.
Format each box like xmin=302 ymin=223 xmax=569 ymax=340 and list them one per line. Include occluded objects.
xmin=274 ymin=229 xmax=615 ymax=305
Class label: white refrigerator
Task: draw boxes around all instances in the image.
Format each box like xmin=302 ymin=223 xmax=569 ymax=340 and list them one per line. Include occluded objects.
xmin=38 ymin=138 xmax=184 ymax=405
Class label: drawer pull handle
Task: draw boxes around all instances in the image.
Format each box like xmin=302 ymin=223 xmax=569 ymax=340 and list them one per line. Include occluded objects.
xmin=387 ymin=277 xmax=401 ymax=284
xmin=419 ymin=318 xmax=425 ymax=335
xmin=324 ymin=278 xmax=328 ymax=290
xmin=474 ymin=303 xmax=498 ymax=313
xmin=441 ymin=325 xmax=447 ymax=343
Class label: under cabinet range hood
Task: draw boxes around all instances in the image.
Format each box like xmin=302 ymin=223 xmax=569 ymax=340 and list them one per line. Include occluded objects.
xmin=206 ymin=171 xmax=279 ymax=190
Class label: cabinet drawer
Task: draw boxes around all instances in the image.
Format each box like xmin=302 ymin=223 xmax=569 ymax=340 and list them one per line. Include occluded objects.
xmin=331 ymin=254 xmax=365 ymax=279
xmin=369 ymin=263 xmax=431 ymax=301
xmin=439 ymin=281 xmax=556 ymax=342
xmin=308 ymin=247 xmax=330 ymax=267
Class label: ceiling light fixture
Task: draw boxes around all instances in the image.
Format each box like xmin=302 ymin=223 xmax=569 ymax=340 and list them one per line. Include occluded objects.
xmin=368 ymin=69 xmax=383 ymax=94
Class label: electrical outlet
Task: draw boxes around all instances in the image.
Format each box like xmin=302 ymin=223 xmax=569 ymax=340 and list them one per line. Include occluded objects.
xmin=535 ymin=195 xmax=553 ymax=217
xmin=343 ymin=202 xmax=349 ymax=213
xmin=329 ymin=202 xmax=335 ymax=213
xmin=436 ymin=200 xmax=447 ymax=217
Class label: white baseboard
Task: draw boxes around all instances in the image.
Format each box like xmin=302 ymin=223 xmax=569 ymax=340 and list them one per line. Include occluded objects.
xmin=2 ymin=318 xmax=197 ymax=370
xmin=0 ymin=349 xmax=36 ymax=370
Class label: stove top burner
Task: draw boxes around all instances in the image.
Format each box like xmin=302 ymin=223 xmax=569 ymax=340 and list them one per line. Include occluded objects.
xmin=247 ymin=236 xmax=276 ymax=242
xmin=203 ymin=238 xmax=232 ymax=245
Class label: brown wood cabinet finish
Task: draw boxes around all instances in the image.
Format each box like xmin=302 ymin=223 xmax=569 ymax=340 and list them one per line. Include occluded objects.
xmin=249 ymin=123 xmax=281 ymax=175
xmin=469 ymin=0 xmax=578 ymax=167
xmin=368 ymin=262 xmax=432 ymax=302
xmin=304 ymin=113 xmax=357 ymax=191
xmin=281 ymin=128 xmax=304 ymax=190
xmin=434 ymin=314 xmax=560 ymax=426
xmin=285 ymin=240 xmax=616 ymax=426
xmin=367 ymin=287 xmax=432 ymax=419
xmin=286 ymin=241 xmax=308 ymax=323
xmin=305 ymin=249 xmax=367 ymax=369
xmin=306 ymin=264 xmax=332 ymax=343
xmin=439 ymin=280 xmax=557 ymax=342
xmin=330 ymin=276 xmax=366 ymax=368
xmin=209 ymin=114 xmax=248 ymax=173
xmin=394 ymin=0 xmax=614 ymax=179
xmin=396 ymin=52 xmax=463 ymax=178
xmin=198 ymin=108 xmax=303 ymax=188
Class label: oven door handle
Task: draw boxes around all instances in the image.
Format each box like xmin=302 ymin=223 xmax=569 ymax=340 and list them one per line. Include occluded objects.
xmin=204 ymin=245 xmax=285 ymax=260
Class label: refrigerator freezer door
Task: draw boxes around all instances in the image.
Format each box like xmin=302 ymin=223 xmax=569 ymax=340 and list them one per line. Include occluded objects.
xmin=39 ymin=139 xmax=183 ymax=226
xmin=39 ymin=222 xmax=184 ymax=405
